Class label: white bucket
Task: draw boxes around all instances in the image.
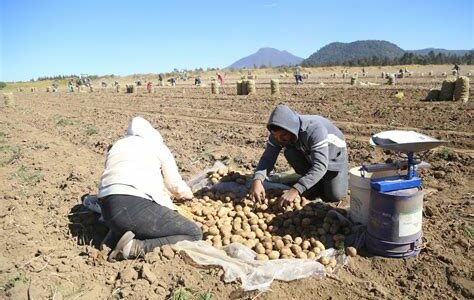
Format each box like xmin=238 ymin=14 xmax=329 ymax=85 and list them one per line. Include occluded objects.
xmin=349 ymin=166 xmax=403 ymax=225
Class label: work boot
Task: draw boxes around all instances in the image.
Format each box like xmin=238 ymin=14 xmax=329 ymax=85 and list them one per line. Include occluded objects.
xmin=108 ymin=231 xmax=144 ymax=262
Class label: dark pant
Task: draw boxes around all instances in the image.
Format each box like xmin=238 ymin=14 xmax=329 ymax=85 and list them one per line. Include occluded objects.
xmin=295 ymin=75 xmax=303 ymax=84
xmin=99 ymin=195 xmax=202 ymax=253
xmin=284 ymin=147 xmax=348 ymax=202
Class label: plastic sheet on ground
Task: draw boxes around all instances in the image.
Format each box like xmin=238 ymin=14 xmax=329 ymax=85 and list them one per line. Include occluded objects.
xmin=187 ymin=161 xmax=227 ymax=193
xmin=187 ymin=161 xmax=294 ymax=199
xmin=172 ymin=240 xmax=348 ymax=292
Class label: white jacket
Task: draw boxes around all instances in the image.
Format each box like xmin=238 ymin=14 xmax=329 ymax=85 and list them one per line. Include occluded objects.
xmin=98 ymin=116 xmax=193 ymax=210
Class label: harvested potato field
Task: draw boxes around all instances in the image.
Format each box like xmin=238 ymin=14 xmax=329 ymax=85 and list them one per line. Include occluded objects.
xmin=1 ymin=67 xmax=473 ymax=299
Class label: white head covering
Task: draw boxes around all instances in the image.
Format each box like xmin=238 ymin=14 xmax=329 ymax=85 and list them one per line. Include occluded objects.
xmin=126 ymin=116 xmax=163 ymax=144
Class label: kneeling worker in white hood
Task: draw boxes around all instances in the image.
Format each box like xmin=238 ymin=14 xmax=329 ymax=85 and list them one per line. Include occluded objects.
xmin=98 ymin=116 xmax=202 ymax=261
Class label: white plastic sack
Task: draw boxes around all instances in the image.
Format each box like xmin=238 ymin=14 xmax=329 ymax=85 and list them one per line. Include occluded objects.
xmin=172 ymin=240 xmax=346 ymax=292
xmin=187 ymin=161 xmax=226 ymax=193
xmin=188 ymin=161 xmax=293 ymax=197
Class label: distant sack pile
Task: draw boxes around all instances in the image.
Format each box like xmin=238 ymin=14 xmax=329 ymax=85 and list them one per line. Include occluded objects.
xmin=236 ymin=80 xmax=256 ymax=95
xmin=426 ymin=76 xmax=469 ymax=102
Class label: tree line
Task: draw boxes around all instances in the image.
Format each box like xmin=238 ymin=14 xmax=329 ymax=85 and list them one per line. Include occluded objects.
xmin=302 ymin=51 xmax=474 ymax=67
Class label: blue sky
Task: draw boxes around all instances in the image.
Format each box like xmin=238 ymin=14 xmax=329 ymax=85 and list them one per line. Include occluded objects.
xmin=1 ymin=0 xmax=473 ymax=81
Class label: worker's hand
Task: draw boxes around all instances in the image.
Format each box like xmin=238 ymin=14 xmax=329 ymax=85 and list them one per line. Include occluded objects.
xmin=278 ymin=188 xmax=299 ymax=209
xmin=176 ymin=190 xmax=193 ymax=201
xmin=250 ymin=179 xmax=265 ymax=203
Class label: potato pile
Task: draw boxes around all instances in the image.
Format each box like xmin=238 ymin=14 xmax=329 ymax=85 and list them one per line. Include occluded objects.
xmin=206 ymin=168 xmax=247 ymax=185
xmin=185 ymin=167 xmax=357 ymax=270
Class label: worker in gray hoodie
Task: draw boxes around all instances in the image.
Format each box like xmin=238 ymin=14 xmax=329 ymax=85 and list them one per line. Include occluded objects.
xmin=250 ymin=104 xmax=348 ymax=207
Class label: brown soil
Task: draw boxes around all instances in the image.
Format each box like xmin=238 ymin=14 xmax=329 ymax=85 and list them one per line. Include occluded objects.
xmin=1 ymin=72 xmax=473 ymax=299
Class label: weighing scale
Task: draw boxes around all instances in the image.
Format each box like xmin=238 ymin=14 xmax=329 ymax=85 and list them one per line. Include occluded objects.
xmin=361 ymin=130 xmax=447 ymax=258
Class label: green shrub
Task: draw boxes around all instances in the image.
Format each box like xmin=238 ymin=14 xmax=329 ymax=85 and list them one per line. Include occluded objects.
xmin=85 ymin=125 xmax=99 ymax=136
xmin=14 ymin=165 xmax=44 ymax=184
xmin=438 ymin=147 xmax=455 ymax=161
xmin=56 ymin=118 xmax=74 ymax=126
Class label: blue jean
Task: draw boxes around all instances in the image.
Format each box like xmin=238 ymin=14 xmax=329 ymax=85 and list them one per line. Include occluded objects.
xmin=99 ymin=194 xmax=202 ymax=253
xmin=284 ymin=147 xmax=348 ymax=202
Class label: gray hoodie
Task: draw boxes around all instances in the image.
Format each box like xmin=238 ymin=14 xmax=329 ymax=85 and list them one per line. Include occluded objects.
xmin=254 ymin=104 xmax=347 ymax=194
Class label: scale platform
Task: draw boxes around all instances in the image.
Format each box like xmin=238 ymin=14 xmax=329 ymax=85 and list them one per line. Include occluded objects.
xmin=369 ymin=130 xmax=447 ymax=153
xmin=368 ymin=130 xmax=447 ymax=192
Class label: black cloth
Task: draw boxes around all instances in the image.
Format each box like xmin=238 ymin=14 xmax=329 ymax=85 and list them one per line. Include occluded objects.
xmin=99 ymin=194 xmax=202 ymax=253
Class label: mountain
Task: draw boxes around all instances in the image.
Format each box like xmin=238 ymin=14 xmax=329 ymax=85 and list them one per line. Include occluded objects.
xmin=408 ymin=48 xmax=472 ymax=56
xmin=227 ymin=47 xmax=303 ymax=69
xmin=302 ymin=40 xmax=405 ymax=66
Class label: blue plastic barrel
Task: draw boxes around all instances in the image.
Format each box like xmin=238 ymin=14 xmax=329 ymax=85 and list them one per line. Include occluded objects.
xmin=366 ymin=187 xmax=423 ymax=258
